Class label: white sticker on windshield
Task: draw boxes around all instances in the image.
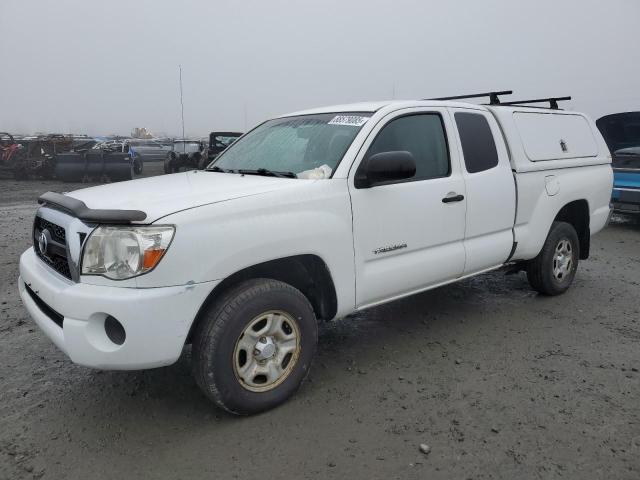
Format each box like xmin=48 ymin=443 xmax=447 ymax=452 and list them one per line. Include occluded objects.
xmin=328 ymin=115 xmax=370 ymax=127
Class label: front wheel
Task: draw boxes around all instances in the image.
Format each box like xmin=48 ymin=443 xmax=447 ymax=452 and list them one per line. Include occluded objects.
xmin=526 ymin=221 xmax=580 ymax=295
xmin=192 ymin=279 xmax=318 ymax=415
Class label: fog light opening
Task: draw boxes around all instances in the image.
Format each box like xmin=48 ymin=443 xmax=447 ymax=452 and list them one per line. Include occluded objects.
xmin=105 ymin=315 xmax=126 ymax=346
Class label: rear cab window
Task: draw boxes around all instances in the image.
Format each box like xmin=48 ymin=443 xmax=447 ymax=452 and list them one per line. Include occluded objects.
xmin=454 ymin=112 xmax=499 ymax=173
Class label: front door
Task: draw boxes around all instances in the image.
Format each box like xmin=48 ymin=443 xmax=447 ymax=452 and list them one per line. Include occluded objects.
xmin=349 ymin=108 xmax=467 ymax=308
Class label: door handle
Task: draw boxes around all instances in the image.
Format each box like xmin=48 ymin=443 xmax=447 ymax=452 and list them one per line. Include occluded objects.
xmin=442 ymin=193 xmax=465 ymax=203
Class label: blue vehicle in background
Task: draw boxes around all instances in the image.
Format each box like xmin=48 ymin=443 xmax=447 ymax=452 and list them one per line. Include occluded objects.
xmin=597 ymin=112 xmax=640 ymax=215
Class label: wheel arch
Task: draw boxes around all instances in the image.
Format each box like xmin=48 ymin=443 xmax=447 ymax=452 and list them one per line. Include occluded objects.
xmin=186 ymin=254 xmax=338 ymax=344
xmin=553 ymin=199 xmax=590 ymax=259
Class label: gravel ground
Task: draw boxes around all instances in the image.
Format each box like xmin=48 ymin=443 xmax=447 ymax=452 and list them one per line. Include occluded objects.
xmin=1 ymin=168 xmax=639 ymax=480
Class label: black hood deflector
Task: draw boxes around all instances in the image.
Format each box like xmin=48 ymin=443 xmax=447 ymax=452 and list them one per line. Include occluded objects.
xmin=38 ymin=191 xmax=147 ymax=224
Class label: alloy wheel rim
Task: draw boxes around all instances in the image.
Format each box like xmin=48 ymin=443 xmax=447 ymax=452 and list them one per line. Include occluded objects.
xmin=232 ymin=310 xmax=301 ymax=392
xmin=552 ymin=238 xmax=573 ymax=281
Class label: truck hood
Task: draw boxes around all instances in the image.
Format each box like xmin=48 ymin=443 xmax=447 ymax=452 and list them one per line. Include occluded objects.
xmin=67 ymin=171 xmax=300 ymax=223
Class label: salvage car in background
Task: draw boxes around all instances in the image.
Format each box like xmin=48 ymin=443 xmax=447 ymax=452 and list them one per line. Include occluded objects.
xmin=128 ymin=139 xmax=172 ymax=169
xmin=0 ymin=132 xmax=23 ymax=179
xmin=164 ymin=139 xmax=206 ymax=173
xmin=597 ymin=112 xmax=640 ymax=215
xmin=0 ymin=133 xmax=81 ymax=180
xmin=55 ymin=140 xmax=135 ymax=183
xmin=92 ymin=139 xmax=144 ymax=175
xmin=207 ymin=131 xmax=243 ymax=163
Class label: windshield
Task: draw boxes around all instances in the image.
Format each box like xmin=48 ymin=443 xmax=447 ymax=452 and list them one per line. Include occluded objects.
xmin=210 ymin=113 xmax=371 ymax=178
xmin=212 ymin=135 xmax=241 ymax=148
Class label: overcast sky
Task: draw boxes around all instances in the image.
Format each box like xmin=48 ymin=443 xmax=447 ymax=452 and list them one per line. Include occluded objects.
xmin=1 ymin=0 xmax=638 ymax=137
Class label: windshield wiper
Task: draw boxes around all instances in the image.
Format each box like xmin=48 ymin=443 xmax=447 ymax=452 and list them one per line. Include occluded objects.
xmin=238 ymin=168 xmax=297 ymax=178
xmin=206 ymin=166 xmax=235 ymax=173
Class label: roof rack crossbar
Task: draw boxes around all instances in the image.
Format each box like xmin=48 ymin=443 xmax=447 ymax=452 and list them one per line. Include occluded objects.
xmin=498 ymin=96 xmax=571 ymax=110
xmin=427 ymin=90 xmax=513 ymax=105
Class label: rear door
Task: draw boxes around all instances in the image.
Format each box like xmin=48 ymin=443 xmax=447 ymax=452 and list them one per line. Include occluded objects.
xmin=449 ymin=108 xmax=516 ymax=273
xmin=349 ymin=108 xmax=467 ymax=308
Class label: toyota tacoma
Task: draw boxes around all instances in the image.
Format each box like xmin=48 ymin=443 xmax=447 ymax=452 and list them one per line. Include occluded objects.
xmin=19 ymin=93 xmax=613 ymax=414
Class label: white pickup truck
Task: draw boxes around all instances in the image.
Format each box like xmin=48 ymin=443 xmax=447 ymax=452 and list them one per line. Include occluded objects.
xmin=19 ymin=95 xmax=613 ymax=414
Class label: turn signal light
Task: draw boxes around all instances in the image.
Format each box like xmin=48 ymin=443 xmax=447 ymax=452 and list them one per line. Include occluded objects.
xmin=143 ymin=249 xmax=166 ymax=269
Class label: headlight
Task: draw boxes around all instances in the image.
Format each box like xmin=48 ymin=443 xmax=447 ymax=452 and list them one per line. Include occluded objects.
xmin=81 ymin=226 xmax=175 ymax=280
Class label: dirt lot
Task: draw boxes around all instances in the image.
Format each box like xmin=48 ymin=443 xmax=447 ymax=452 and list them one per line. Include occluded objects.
xmin=1 ymin=168 xmax=639 ymax=480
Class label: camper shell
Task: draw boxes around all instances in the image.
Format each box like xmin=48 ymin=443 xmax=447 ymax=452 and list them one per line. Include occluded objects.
xmin=487 ymin=107 xmax=608 ymax=172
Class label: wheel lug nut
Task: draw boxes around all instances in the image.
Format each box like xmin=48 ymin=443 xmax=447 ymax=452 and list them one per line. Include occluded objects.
xmin=253 ymin=348 xmax=260 ymax=356
xmin=259 ymin=337 xmax=266 ymax=343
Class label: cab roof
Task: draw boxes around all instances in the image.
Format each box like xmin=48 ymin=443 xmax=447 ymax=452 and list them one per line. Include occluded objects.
xmin=282 ymin=101 xmax=394 ymax=116
xmin=281 ymin=92 xmax=575 ymax=117
xmin=280 ymin=99 xmax=582 ymax=118
xmin=280 ymin=100 xmax=495 ymax=117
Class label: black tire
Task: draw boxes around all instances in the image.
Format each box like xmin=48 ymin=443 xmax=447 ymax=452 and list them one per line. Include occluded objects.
xmin=163 ymin=153 xmax=175 ymax=174
xmin=126 ymin=163 xmax=134 ymax=181
xmin=192 ymin=279 xmax=318 ymax=415
xmin=133 ymin=156 xmax=143 ymax=175
xmin=526 ymin=221 xmax=580 ymax=295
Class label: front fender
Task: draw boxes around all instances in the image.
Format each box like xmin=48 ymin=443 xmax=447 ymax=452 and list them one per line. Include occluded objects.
xmin=137 ymin=179 xmax=356 ymax=317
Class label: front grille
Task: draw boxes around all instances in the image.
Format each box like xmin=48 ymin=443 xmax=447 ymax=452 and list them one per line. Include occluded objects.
xmin=33 ymin=217 xmax=72 ymax=280
xmin=24 ymin=283 xmax=64 ymax=328
xmin=36 ymin=217 xmax=66 ymax=243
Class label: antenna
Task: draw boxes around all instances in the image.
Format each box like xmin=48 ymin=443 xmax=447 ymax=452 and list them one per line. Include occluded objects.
xmin=179 ymin=65 xmax=185 ymax=141
xmin=243 ymin=103 xmax=248 ymax=130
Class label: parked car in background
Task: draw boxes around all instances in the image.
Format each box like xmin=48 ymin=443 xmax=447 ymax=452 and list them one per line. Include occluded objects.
xmin=127 ymin=139 xmax=172 ymax=166
xmin=92 ymin=139 xmax=142 ymax=175
xmin=164 ymin=139 xmax=206 ymax=173
xmin=596 ymin=112 xmax=640 ymax=215
xmin=19 ymin=94 xmax=612 ymax=414
xmin=207 ymin=131 xmax=243 ymax=163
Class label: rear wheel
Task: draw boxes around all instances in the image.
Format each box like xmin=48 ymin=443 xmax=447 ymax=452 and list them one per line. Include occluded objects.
xmin=526 ymin=221 xmax=579 ymax=295
xmin=192 ymin=279 xmax=318 ymax=415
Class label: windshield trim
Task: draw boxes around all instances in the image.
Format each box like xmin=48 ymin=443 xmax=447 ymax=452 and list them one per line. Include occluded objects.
xmin=208 ymin=111 xmax=374 ymax=179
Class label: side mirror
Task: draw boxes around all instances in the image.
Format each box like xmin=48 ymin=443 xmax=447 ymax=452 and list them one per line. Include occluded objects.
xmin=354 ymin=151 xmax=416 ymax=188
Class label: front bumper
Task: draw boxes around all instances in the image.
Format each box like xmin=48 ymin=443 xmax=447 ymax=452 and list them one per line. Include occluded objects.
xmin=612 ymin=188 xmax=640 ymax=214
xmin=18 ymin=247 xmax=218 ymax=370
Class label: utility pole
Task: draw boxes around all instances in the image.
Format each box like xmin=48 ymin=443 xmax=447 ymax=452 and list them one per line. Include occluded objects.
xmin=179 ymin=65 xmax=185 ymax=140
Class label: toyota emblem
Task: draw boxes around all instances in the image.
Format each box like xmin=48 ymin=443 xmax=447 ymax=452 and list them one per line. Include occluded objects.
xmin=38 ymin=230 xmax=49 ymax=256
